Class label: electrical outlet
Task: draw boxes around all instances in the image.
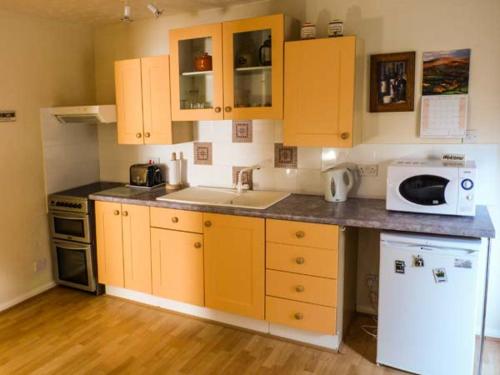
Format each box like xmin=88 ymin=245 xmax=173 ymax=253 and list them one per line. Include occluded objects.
xmin=33 ymin=258 xmax=48 ymax=273
xmin=359 ymin=164 xmax=379 ymax=177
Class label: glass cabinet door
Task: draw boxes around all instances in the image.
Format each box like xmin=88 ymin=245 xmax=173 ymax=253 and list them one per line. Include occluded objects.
xmin=170 ymin=23 xmax=223 ymax=121
xmin=223 ymin=14 xmax=284 ymax=120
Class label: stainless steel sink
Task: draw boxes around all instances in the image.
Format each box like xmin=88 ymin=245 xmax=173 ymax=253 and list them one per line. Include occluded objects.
xmin=156 ymin=186 xmax=290 ymax=210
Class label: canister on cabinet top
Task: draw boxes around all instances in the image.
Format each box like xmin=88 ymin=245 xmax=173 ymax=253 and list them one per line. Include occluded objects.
xmin=300 ymin=22 xmax=316 ymax=39
xmin=328 ymin=20 xmax=344 ymax=37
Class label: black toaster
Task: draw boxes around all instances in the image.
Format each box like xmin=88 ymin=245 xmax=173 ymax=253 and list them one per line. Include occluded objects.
xmin=129 ymin=164 xmax=163 ymax=187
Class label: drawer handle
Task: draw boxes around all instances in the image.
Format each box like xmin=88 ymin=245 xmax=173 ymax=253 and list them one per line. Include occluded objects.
xmin=295 ymin=285 xmax=305 ymax=293
xmin=295 ymin=231 xmax=305 ymax=239
xmin=136 ymin=132 xmax=142 ymax=138
xmin=340 ymin=132 xmax=350 ymax=140
xmin=113 ymin=210 xmax=120 ymax=216
xmin=294 ymin=312 xmax=304 ymax=320
xmin=214 ymin=106 xmax=222 ymax=113
xmin=144 ymin=132 xmax=151 ymax=138
xmin=122 ymin=211 xmax=128 ymax=217
xmin=194 ymin=242 xmax=202 ymax=249
xmin=295 ymin=257 xmax=305 ymax=265
xmin=225 ymin=106 xmax=232 ymax=113
xmin=204 ymin=220 xmax=212 ymax=227
xmin=171 ymin=216 xmax=179 ymax=223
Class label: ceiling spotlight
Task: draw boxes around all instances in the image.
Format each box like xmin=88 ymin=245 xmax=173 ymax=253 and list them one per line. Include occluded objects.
xmin=121 ymin=2 xmax=133 ymax=22
xmin=147 ymin=3 xmax=163 ymax=18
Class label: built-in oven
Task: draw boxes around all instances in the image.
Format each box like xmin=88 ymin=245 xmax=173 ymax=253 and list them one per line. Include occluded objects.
xmin=52 ymin=239 xmax=96 ymax=292
xmin=49 ymin=211 xmax=91 ymax=243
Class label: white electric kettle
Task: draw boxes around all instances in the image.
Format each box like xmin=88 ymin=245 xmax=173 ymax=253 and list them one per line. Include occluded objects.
xmin=322 ymin=167 xmax=354 ymax=202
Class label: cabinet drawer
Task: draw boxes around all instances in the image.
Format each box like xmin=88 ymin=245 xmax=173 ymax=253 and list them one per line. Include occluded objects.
xmin=266 ymin=296 xmax=336 ymax=334
xmin=266 ymin=243 xmax=338 ymax=278
xmin=150 ymin=208 xmax=203 ymax=233
xmin=266 ymin=219 xmax=339 ymax=249
xmin=266 ymin=270 xmax=337 ymax=307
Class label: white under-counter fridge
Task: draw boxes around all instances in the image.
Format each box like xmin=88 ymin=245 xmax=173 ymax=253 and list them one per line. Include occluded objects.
xmin=377 ymin=232 xmax=482 ymax=375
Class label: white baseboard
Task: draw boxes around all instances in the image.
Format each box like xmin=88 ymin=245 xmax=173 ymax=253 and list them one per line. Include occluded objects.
xmin=106 ymin=286 xmax=340 ymax=350
xmin=0 ymin=281 xmax=56 ymax=312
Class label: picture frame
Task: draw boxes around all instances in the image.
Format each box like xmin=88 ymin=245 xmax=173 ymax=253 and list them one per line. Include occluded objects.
xmin=369 ymin=51 xmax=416 ymax=112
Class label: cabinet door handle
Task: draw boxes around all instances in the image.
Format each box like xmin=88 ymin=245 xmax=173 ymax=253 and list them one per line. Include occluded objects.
xmin=295 ymin=257 xmax=305 ymax=265
xmin=171 ymin=216 xmax=179 ymax=223
xmin=204 ymin=220 xmax=212 ymax=227
xmin=144 ymin=132 xmax=151 ymax=138
xmin=214 ymin=106 xmax=221 ymax=113
xmin=122 ymin=211 xmax=128 ymax=217
xmin=113 ymin=210 xmax=120 ymax=216
xmin=340 ymin=132 xmax=350 ymax=140
xmin=224 ymin=106 xmax=232 ymax=113
xmin=295 ymin=230 xmax=305 ymax=239
xmin=136 ymin=133 xmax=142 ymax=138
xmin=294 ymin=312 xmax=304 ymax=320
xmin=194 ymin=242 xmax=202 ymax=249
xmin=295 ymin=285 xmax=305 ymax=293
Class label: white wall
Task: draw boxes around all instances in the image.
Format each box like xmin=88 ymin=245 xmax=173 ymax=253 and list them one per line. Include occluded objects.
xmin=93 ymin=0 xmax=500 ymax=336
xmin=0 ymin=10 xmax=95 ymax=310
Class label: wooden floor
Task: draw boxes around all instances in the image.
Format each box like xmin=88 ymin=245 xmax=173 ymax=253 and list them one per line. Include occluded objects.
xmin=0 ymin=287 xmax=498 ymax=374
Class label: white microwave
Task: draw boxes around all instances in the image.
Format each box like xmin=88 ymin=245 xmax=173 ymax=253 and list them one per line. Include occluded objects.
xmin=386 ymin=159 xmax=476 ymax=216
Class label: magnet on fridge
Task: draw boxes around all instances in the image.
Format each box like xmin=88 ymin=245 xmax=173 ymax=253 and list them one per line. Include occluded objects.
xmin=414 ymin=255 xmax=425 ymax=267
xmin=433 ymin=268 xmax=448 ymax=283
xmin=395 ymin=260 xmax=405 ymax=274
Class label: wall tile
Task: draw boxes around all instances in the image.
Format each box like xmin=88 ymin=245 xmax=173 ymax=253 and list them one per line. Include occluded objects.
xmin=274 ymin=143 xmax=298 ymax=169
xmin=232 ymin=120 xmax=253 ymax=143
xmin=298 ymin=147 xmax=322 ymax=169
xmin=193 ymin=142 xmax=212 ymax=165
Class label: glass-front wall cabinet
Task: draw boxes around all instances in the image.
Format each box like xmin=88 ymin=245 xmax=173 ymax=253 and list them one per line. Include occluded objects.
xmin=170 ymin=24 xmax=224 ymax=121
xmin=223 ymin=14 xmax=284 ymax=120
xmin=170 ymin=15 xmax=284 ymax=121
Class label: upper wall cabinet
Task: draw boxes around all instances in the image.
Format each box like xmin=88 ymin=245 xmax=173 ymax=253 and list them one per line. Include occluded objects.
xmin=284 ymin=36 xmax=356 ymax=148
xmin=115 ymin=55 xmax=192 ymax=145
xmin=169 ymin=14 xmax=285 ymax=121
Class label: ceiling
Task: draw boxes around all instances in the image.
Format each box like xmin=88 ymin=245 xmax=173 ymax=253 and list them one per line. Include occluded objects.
xmin=0 ymin=0 xmax=259 ymax=25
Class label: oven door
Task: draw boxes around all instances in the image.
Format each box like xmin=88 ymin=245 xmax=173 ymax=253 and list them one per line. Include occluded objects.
xmin=387 ymin=168 xmax=459 ymax=215
xmin=49 ymin=211 xmax=91 ymax=243
xmin=52 ymin=239 xmax=96 ymax=292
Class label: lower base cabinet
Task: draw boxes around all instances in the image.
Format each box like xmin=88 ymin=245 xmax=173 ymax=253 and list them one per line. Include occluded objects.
xmin=203 ymin=213 xmax=265 ymax=319
xmin=151 ymin=228 xmax=204 ymax=306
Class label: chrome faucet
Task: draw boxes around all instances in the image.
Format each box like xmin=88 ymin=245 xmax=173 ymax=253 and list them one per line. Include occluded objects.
xmin=235 ymin=165 xmax=261 ymax=194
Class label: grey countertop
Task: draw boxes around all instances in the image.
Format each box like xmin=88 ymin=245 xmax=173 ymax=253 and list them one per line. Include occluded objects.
xmin=89 ymin=188 xmax=496 ymax=239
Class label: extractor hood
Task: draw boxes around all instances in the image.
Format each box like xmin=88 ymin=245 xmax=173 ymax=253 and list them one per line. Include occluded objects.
xmin=49 ymin=105 xmax=116 ymax=124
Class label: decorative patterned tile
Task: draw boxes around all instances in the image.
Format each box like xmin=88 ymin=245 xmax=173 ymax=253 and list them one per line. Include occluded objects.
xmin=232 ymin=166 xmax=253 ymax=189
xmin=232 ymin=120 xmax=253 ymax=143
xmin=193 ymin=142 xmax=212 ymax=165
xmin=274 ymin=143 xmax=298 ymax=169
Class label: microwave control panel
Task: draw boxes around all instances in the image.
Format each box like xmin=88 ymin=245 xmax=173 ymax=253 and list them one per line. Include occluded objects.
xmin=458 ymin=167 xmax=476 ymax=215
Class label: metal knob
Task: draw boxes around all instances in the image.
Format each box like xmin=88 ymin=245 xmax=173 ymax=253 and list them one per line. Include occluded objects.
xmin=295 ymin=257 xmax=305 ymax=265
xmin=224 ymin=106 xmax=232 ymax=113
xmin=144 ymin=132 xmax=151 ymax=138
xmin=204 ymin=220 xmax=212 ymax=227
xmin=295 ymin=285 xmax=305 ymax=293
xmin=194 ymin=242 xmax=202 ymax=249
xmin=214 ymin=106 xmax=222 ymax=113
xmin=294 ymin=312 xmax=304 ymax=320
xmin=122 ymin=211 xmax=128 ymax=217
xmin=171 ymin=217 xmax=179 ymax=223
xmin=136 ymin=133 xmax=142 ymax=138
xmin=295 ymin=231 xmax=305 ymax=239
xmin=113 ymin=210 xmax=120 ymax=216
xmin=340 ymin=132 xmax=350 ymax=140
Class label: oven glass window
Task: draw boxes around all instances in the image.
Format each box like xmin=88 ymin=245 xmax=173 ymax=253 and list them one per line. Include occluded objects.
xmin=56 ymin=246 xmax=89 ymax=286
xmin=399 ymin=175 xmax=449 ymax=206
xmin=54 ymin=216 xmax=85 ymax=237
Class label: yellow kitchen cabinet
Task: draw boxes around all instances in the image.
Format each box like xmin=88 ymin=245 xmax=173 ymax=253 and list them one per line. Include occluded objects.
xmin=169 ymin=14 xmax=285 ymax=121
xmin=95 ymin=201 xmax=124 ymax=287
xmin=284 ymin=36 xmax=356 ymax=147
xmin=122 ymin=204 xmax=152 ymax=294
xmin=151 ymin=228 xmax=204 ymax=306
xmin=95 ymin=201 xmax=152 ymax=294
xmin=115 ymin=56 xmax=192 ymax=145
xmin=203 ymin=213 xmax=265 ymax=319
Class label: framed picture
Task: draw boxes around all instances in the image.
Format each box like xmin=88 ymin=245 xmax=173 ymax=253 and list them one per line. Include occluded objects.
xmin=422 ymin=48 xmax=470 ymax=95
xmin=370 ymin=51 xmax=416 ymax=112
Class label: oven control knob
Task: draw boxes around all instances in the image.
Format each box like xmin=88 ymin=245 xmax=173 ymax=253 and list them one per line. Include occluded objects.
xmin=77 ymin=204 xmax=82 ymax=209
xmin=56 ymin=202 xmax=62 ymax=206
xmin=461 ymin=179 xmax=474 ymax=190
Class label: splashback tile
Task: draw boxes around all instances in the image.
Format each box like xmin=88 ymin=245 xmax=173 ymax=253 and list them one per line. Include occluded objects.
xmin=193 ymin=142 xmax=212 ymax=165
xmin=232 ymin=120 xmax=253 ymax=143
xmin=274 ymin=143 xmax=298 ymax=169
